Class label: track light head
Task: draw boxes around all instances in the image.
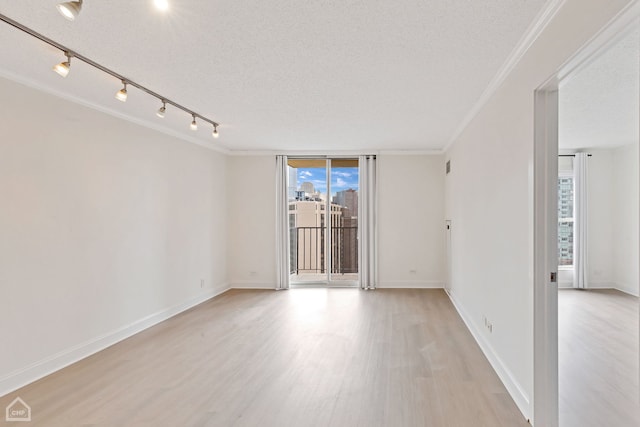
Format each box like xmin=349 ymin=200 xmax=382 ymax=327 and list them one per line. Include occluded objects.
xmin=53 ymin=52 xmax=72 ymax=77
xmin=156 ymin=101 xmax=166 ymax=118
xmin=115 ymin=81 xmax=128 ymax=102
xmin=4 ymin=15 xmax=223 ymax=140
xmin=57 ymin=0 xmax=83 ymax=21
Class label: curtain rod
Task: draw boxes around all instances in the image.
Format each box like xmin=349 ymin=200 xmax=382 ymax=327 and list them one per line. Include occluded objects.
xmin=558 ymin=154 xmax=592 ymax=157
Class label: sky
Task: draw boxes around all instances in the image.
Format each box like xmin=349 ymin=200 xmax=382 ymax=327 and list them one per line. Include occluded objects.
xmin=296 ymin=167 xmax=359 ymax=197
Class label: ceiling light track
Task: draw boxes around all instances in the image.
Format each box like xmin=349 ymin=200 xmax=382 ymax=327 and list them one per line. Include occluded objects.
xmin=0 ymin=13 xmax=220 ymax=136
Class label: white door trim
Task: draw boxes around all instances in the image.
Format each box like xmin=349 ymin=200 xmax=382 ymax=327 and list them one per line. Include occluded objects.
xmin=533 ymin=84 xmax=559 ymax=427
xmin=532 ymin=2 xmax=640 ymax=425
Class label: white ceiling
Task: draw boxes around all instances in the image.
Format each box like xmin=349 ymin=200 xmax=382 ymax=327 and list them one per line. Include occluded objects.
xmin=559 ymin=26 xmax=639 ymax=150
xmin=0 ymin=0 xmax=549 ymax=152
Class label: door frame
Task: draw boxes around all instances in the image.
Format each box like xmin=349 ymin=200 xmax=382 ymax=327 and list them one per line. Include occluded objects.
xmin=288 ymin=156 xmax=360 ymax=287
xmin=444 ymin=220 xmax=452 ymax=294
xmin=532 ymin=3 xmax=640 ymax=425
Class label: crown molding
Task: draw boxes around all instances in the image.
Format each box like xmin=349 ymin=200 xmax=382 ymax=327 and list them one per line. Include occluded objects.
xmin=0 ymin=69 xmax=230 ymax=155
xmin=443 ymin=0 xmax=568 ymax=153
xmin=227 ymin=148 xmax=444 ymax=156
xmin=556 ymin=0 xmax=640 ymax=88
xmin=377 ymin=149 xmax=444 ymax=156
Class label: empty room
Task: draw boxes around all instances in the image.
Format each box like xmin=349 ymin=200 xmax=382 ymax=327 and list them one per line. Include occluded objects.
xmin=557 ymin=23 xmax=639 ymax=427
xmin=1 ymin=1 xmax=639 ymax=426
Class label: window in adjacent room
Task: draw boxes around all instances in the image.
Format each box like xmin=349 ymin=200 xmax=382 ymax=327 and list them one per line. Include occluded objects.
xmin=558 ymin=171 xmax=574 ymax=267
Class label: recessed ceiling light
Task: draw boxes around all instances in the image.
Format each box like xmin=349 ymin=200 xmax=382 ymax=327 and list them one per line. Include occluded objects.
xmin=154 ymin=0 xmax=169 ymax=12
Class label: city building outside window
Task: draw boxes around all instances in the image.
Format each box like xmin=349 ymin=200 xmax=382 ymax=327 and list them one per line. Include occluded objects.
xmin=558 ymin=173 xmax=574 ymax=267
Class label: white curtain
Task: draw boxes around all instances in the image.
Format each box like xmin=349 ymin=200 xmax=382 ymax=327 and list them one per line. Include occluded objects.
xmin=573 ymin=153 xmax=588 ymax=289
xmin=358 ymin=155 xmax=377 ymax=290
xmin=275 ymin=155 xmax=290 ymax=290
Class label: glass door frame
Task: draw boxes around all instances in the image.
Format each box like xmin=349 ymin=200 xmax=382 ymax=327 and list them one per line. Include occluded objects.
xmin=288 ymin=156 xmax=359 ymax=287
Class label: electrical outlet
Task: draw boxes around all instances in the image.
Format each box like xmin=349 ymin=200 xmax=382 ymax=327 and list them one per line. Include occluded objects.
xmin=483 ymin=316 xmax=493 ymax=333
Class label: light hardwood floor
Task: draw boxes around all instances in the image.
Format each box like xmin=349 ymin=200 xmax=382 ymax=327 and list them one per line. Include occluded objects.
xmin=1 ymin=289 xmax=529 ymax=426
xmin=559 ymin=289 xmax=640 ymax=427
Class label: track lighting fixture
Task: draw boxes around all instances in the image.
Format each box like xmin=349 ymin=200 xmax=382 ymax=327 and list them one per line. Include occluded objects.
xmin=0 ymin=13 xmax=221 ymax=142
xmin=53 ymin=52 xmax=72 ymax=77
xmin=156 ymin=100 xmax=166 ymax=118
xmin=57 ymin=0 xmax=83 ymax=21
xmin=115 ymin=81 xmax=128 ymax=102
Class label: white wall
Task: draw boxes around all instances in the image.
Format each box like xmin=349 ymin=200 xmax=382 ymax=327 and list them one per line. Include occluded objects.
xmin=558 ymin=147 xmax=639 ymax=295
xmin=227 ymin=154 xmax=446 ymax=289
xmin=586 ymin=150 xmax=616 ymax=287
xmin=443 ymin=0 xmax=636 ymax=421
xmin=227 ymin=155 xmax=277 ymax=287
xmin=613 ymin=143 xmax=640 ymax=295
xmin=0 ymin=77 xmax=229 ymax=395
xmin=377 ymin=155 xmax=445 ymax=287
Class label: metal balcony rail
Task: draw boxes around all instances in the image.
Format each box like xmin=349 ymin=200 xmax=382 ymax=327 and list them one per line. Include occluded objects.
xmin=289 ymin=226 xmax=358 ymax=275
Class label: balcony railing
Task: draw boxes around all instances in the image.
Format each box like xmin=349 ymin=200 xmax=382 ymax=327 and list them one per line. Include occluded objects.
xmin=289 ymin=226 xmax=358 ymax=275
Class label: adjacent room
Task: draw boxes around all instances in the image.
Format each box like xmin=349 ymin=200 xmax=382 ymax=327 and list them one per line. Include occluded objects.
xmin=557 ymin=24 xmax=640 ymax=427
xmin=1 ymin=1 xmax=639 ymax=426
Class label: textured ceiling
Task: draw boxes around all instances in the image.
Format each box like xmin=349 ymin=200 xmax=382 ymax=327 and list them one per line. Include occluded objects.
xmin=559 ymin=26 xmax=639 ymax=150
xmin=0 ymin=0 xmax=548 ymax=152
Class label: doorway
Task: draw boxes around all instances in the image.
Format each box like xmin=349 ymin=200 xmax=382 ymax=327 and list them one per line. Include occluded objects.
xmin=533 ymin=3 xmax=640 ymax=426
xmin=445 ymin=220 xmax=452 ymax=294
xmin=287 ymin=158 xmax=359 ymax=286
xmin=556 ymin=21 xmax=640 ymax=427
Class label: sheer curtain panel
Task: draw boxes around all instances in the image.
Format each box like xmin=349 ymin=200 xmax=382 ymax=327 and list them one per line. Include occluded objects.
xmin=573 ymin=153 xmax=588 ymax=289
xmin=275 ymin=155 xmax=290 ymax=290
xmin=358 ymin=155 xmax=377 ymax=290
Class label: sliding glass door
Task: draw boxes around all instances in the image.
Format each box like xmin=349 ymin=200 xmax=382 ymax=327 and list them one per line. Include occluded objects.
xmin=286 ymin=158 xmax=359 ymax=285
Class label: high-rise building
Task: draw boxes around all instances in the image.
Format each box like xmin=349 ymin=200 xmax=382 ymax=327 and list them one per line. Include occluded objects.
xmin=558 ymin=176 xmax=574 ymax=266
xmin=339 ymin=209 xmax=358 ymax=274
xmin=288 ymin=167 xmax=298 ymax=200
xmin=333 ymin=189 xmax=358 ymax=216
xmin=332 ymin=189 xmax=359 ymax=274
xmin=299 ymin=181 xmax=315 ymax=196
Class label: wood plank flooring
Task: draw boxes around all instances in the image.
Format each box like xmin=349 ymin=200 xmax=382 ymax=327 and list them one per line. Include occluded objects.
xmin=559 ymin=289 xmax=640 ymax=427
xmin=1 ymin=289 xmax=528 ymax=426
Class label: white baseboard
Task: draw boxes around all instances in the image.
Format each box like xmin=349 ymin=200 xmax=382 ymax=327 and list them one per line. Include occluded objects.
xmin=614 ymin=287 xmax=640 ymax=297
xmin=0 ymin=284 xmax=230 ymax=397
xmin=558 ymin=282 xmax=639 ymax=297
xmin=229 ymin=281 xmax=445 ymax=290
xmin=446 ymin=290 xmax=531 ymax=422
xmin=585 ymin=281 xmax=616 ymax=289
xmin=230 ymin=281 xmax=275 ymax=289
xmin=589 ymin=282 xmax=640 ymax=297
xmin=377 ymin=280 xmax=444 ymax=289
